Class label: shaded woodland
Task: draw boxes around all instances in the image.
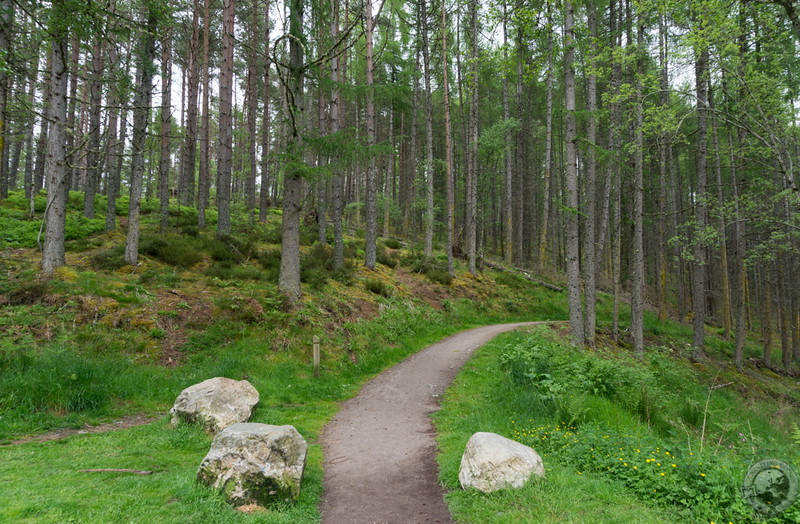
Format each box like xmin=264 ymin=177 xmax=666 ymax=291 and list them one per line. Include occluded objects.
xmin=1 ymin=0 xmax=800 ymax=369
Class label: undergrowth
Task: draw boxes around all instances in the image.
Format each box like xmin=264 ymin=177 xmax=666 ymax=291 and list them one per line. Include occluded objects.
xmin=435 ymin=327 xmax=800 ymax=524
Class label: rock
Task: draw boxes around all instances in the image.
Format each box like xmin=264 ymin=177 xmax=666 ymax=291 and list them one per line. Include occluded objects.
xmin=197 ymin=423 xmax=308 ymax=506
xmin=458 ymin=432 xmax=544 ymax=493
xmin=170 ymin=377 xmax=259 ymax=433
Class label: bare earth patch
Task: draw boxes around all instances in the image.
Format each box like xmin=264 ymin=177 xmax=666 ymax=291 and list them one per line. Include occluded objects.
xmin=2 ymin=413 xmax=161 ymax=446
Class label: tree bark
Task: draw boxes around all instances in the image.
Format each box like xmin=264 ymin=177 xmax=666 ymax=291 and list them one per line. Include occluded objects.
xmin=41 ymin=3 xmax=69 ymax=273
xmin=691 ymin=32 xmax=710 ymax=362
xmin=466 ymin=0 xmax=479 ymax=275
xmin=442 ymin=0 xmax=454 ymax=276
xmin=124 ymin=3 xmax=157 ymax=266
xmin=364 ymin=0 xmax=378 ymax=268
xmin=631 ymin=10 xmax=645 ymax=358
xmin=216 ymin=0 xmax=235 ymax=237
xmin=420 ymin=0 xmax=434 ymax=259
xmin=564 ymin=0 xmax=583 ymax=345
xmin=158 ymin=28 xmax=173 ymax=231
xmin=278 ymin=0 xmax=306 ymax=302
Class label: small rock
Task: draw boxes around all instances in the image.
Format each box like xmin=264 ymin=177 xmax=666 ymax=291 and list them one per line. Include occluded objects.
xmin=197 ymin=423 xmax=308 ymax=507
xmin=459 ymin=431 xmax=544 ymax=493
xmin=170 ymin=377 xmax=259 ymax=433
xmin=236 ymin=504 xmax=268 ymax=514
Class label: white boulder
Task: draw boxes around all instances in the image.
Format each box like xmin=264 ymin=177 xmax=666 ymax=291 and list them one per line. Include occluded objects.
xmin=459 ymin=431 xmax=544 ymax=493
xmin=170 ymin=377 xmax=259 ymax=433
xmin=197 ymin=423 xmax=308 ymax=506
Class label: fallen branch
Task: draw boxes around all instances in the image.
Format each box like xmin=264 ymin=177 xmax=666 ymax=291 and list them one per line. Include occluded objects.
xmin=78 ymin=469 xmax=153 ymax=475
xmin=483 ymin=260 xmax=564 ymax=292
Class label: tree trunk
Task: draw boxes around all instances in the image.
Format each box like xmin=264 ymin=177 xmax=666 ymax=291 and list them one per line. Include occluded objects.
xmin=198 ymin=0 xmax=211 ymax=226
xmin=466 ymin=0 xmax=479 ymax=275
xmin=364 ymin=0 xmax=377 ymax=268
xmin=564 ymin=0 xmax=583 ymax=344
xmin=330 ymin=0 xmax=345 ymax=268
xmin=179 ymin=0 xmax=200 ymax=208
xmin=158 ymin=28 xmax=173 ymax=231
xmin=691 ymin=34 xmax=709 ymax=362
xmin=420 ymin=0 xmax=434 ymax=259
xmin=124 ymin=3 xmax=157 ymax=266
xmin=216 ymin=0 xmax=234 ymax=237
xmin=245 ymin=0 xmax=259 ymax=218
xmin=583 ymin=1 xmax=598 ymax=347
xmin=442 ymin=0 xmax=454 ymax=276
xmin=539 ymin=5 xmax=553 ymax=272
xmin=259 ymin=0 xmax=272 ymax=221
xmin=631 ymin=11 xmax=645 ymax=358
xmin=502 ymin=7 xmax=513 ymax=266
xmin=84 ymin=28 xmax=105 ymax=218
xmin=0 ymin=0 xmax=14 ymax=199
xmin=41 ymin=4 xmax=69 ymax=273
xmin=278 ymin=0 xmax=306 ymax=302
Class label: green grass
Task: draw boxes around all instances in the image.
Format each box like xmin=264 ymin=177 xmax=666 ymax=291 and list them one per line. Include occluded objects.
xmin=434 ymin=327 xmax=800 ymax=524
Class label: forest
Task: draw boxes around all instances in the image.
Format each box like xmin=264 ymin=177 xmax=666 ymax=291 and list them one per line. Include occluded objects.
xmin=1 ymin=0 xmax=800 ymax=371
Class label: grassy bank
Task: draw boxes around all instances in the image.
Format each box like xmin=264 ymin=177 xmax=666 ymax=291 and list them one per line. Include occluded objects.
xmin=435 ymin=326 xmax=800 ymax=523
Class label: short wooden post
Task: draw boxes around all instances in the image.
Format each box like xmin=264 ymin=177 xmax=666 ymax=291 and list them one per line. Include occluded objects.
xmin=313 ymin=335 xmax=320 ymax=377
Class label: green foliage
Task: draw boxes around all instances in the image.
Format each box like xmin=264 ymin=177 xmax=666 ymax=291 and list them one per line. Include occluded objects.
xmin=139 ymin=234 xmax=204 ymax=268
xmin=400 ymin=250 xmax=452 ymax=285
xmin=364 ymin=278 xmax=394 ymax=298
xmin=384 ymin=238 xmax=402 ymax=249
xmin=6 ymin=279 xmax=50 ymax=306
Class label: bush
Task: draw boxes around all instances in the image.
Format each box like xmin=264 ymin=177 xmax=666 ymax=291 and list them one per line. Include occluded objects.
xmin=365 ymin=278 xmax=393 ymax=298
xmin=6 ymin=280 xmax=50 ymax=306
xmin=401 ymin=251 xmax=452 ymax=285
xmin=206 ymin=263 xmax=263 ymax=281
xmin=384 ymin=238 xmax=402 ymax=249
xmin=91 ymin=245 xmax=127 ymax=270
xmin=140 ymin=235 xmax=203 ymax=267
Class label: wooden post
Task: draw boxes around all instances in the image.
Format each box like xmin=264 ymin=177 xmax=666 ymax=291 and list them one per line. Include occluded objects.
xmin=313 ymin=335 xmax=320 ymax=377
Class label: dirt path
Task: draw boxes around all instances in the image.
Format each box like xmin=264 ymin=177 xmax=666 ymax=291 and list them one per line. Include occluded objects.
xmin=320 ymin=322 xmax=535 ymax=524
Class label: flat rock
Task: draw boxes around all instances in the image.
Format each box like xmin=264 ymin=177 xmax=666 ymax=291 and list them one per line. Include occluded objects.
xmin=197 ymin=423 xmax=308 ymax=507
xmin=170 ymin=377 xmax=259 ymax=433
xmin=459 ymin=431 xmax=544 ymax=493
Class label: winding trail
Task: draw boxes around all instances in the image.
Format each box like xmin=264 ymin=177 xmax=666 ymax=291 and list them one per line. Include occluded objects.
xmin=320 ymin=322 xmax=536 ymax=524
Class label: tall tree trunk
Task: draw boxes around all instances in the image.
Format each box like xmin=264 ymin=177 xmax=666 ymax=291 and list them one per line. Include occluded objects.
xmin=364 ymin=0 xmax=377 ymax=268
xmin=41 ymin=4 xmax=69 ymax=273
xmin=0 ymin=0 xmax=14 ymax=199
xmin=691 ymin=30 xmax=710 ymax=362
xmin=65 ymin=38 xmax=80 ymax=191
xmin=564 ymin=0 xmax=583 ymax=344
xmin=245 ymin=0 xmax=259 ymax=218
xmin=198 ymin=0 xmax=211 ymax=226
xmin=583 ymin=1 xmax=598 ymax=347
xmin=158 ymin=28 xmax=173 ymax=231
xmin=442 ymin=0 xmax=454 ymax=276
xmin=124 ymin=3 xmax=157 ymax=265
xmin=259 ymin=0 xmax=272 ymax=222
xmin=539 ymin=4 xmax=553 ymax=271
xmin=709 ymin=82 xmax=732 ymax=339
xmin=631 ymin=10 xmax=645 ymax=358
xmin=466 ymin=0 xmax=479 ymax=275
xmin=502 ymin=7 xmax=513 ymax=265
xmin=179 ymin=0 xmax=200 ymax=208
xmin=656 ymin=11 xmax=669 ymax=322
xmin=84 ymin=26 xmax=105 ymax=218
xmin=105 ymin=46 xmax=127 ymax=232
xmin=420 ymin=0 xmax=434 ymax=258
xmin=279 ymin=0 xmax=306 ymax=301
xmin=216 ymin=0 xmax=234 ymax=237
xmin=330 ymin=0 xmax=345 ymax=268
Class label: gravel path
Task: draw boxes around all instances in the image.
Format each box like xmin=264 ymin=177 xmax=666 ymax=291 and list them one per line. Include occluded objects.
xmin=319 ymin=322 xmax=535 ymax=524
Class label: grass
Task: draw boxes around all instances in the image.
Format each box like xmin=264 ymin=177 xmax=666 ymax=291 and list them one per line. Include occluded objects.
xmin=434 ymin=326 xmax=800 ymax=524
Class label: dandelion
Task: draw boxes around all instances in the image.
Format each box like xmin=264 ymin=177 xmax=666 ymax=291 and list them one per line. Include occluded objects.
xmin=701 ymin=473 xmax=706 ymax=477
xmin=671 ymin=464 xmax=676 ymax=468
xmin=661 ymin=472 xmax=665 ymax=476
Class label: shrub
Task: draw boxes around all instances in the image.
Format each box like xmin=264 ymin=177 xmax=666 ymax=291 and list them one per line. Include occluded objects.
xmin=365 ymin=278 xmax=393 ymax=298
xmin=140 ymin=234 xmax=203 ymax=267
xmin=7 ymin=280 xmax=50 ymax=306
xmin=90 ymin=245 xmax=126 ymax=270
xmin=384 ymin=238 xmax=402 ymax=249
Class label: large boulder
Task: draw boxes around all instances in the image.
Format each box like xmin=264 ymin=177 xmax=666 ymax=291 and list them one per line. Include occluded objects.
xmin=459 ymin=432 xmax=544 ymax=493
xmin=170 ymin=377 xmax=259 ymax=433
xmin=197 ymin=423 xmax=308 ymax=506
